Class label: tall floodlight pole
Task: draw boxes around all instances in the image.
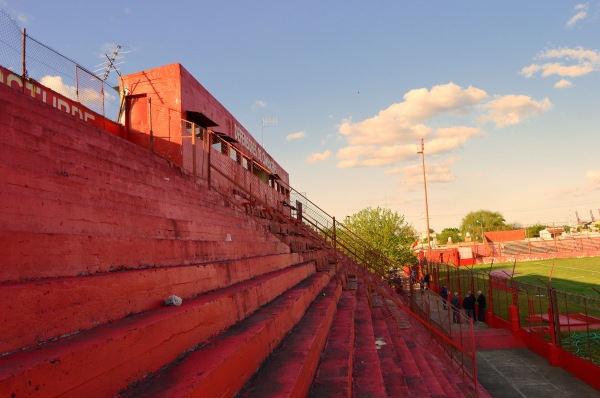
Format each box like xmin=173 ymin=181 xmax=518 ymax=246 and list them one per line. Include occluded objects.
xmin=261 ymin=118 xmax=278 ymax=147
xmin=417 ymin=138 xmax=432 ymax=265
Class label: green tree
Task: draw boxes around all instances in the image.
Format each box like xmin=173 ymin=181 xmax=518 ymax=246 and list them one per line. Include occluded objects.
xmin=345 ymin=206 xmax=416 ymax=271
xmin=526 ymin=223 xmax=547 ymax=238
xmin=460 ymin=209 xmax=507 ymax=242
xmin=436 ymin=227 xmax=462 ymax=245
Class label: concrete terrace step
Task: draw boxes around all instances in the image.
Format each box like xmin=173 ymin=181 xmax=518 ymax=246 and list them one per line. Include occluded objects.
xmin=0 ymin=162 xmax=260 ymax=229
xmin=120 ymin=272 xmax=333 ymax=397
xmin=309 ymin=289 xmax=357 ymax=397
xmin=371 ymin=305 xmax=412 ymax=396
xmin=0 ymin=262 xmax=317 ymax=397
xmin=0 ymin=189 xmax=270 ymax=242
xmin=238 ymin=280 xmax=341 ymax=397
xmin=385 ymin=299 xmax=411 ymax=330
xmin=352 ymin=283 xmax=387 ymax=397
xmin=1 ymin=100 xmax=169 ymax=173
xmin=0 ymin=231 xmax=292 ymax=281
xmin=0 ymin=127 xmax=187 ymax=198
xmin=0 ymin=131 xmax=237 ymax=221
xmin=0 ymin=143 xmax=244 ymax=221
xmin=0 ymin=253 xmax=307 ymax=355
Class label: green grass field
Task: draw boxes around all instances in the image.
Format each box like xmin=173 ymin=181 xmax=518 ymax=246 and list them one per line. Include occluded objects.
xmin=472 ymin=256 xmax=600 ymax=297
xmin=463 ymin=256 xmax=600 ymax=365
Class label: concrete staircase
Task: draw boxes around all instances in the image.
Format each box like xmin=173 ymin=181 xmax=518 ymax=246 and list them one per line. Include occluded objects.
xmin=0 ymin=81 xmax=484 ymax=396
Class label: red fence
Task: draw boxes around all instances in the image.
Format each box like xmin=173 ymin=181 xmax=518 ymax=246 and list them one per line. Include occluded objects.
xmin=427 ymin=261 xmax=600 ymax=389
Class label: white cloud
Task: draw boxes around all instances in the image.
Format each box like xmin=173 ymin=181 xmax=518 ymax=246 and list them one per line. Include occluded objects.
xmin=540 ymin=62 xmax=595 ymax=78
xmin=554 ymin=79 xmax=572 ymax=88
xmin=521 ymin=47 xmax=600 ymax=80
xmin=286 ymin=131 xmax=306 ymax=140
xmin=385 ymin=157 xmax=459 ymax=185
xmin=425 ymin=126 xmax=484 ymax=154
xmin=335 ymin=126 xmax=482 ymax=169
xmin=40 ymin=75 xmax=104 ymax=107
xmin=587 ymin=170 xmax=600 ymax=190
xmin=546 ymin=187 xmax=584 ymax=198
xmin=252 ymin=100 xmax=267 ymax=110
xmin=40 ymin=75 xmax=78 ymax=100
xmin=335 ymin=83 xmax=488 ymax=169
xmin=337 ymin=82 xmax=487 ymax=146
xmin=480 ymin=95 xmax=552 ymax=127
xmin=520 ymin=64 xmax=542 ymax=78
xmin=543 ymin=47 xmax=600 ymax=64
xmin=566 ymin=4 xmax=588 ymax=28
xmin=306 ymin=150 xmax=331 ymax=164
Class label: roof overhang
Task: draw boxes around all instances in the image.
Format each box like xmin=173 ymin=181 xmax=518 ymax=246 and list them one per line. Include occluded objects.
xmin=186 ymin=111 xmax=218 ymax=128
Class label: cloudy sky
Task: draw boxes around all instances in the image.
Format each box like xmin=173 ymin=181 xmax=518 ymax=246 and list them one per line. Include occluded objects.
xmin=4 ymin=1 xmax=600 ymax=232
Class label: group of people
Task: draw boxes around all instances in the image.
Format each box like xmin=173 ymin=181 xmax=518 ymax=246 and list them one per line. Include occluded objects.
xmin=440 ymin=285 xmax=486 ymax=324
xmin=407 ymin=268 xmax=487 ymax=324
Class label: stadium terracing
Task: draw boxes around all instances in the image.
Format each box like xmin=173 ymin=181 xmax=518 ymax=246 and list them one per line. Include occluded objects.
xmin=1 ymin=14 xmax=599 ymax=396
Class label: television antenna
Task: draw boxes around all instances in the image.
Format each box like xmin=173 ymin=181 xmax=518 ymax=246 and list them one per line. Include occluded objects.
xmin=261 ymin=117 xmax=278 ymax=147
xmin=94 ymin=45 xmax=129 ymax=83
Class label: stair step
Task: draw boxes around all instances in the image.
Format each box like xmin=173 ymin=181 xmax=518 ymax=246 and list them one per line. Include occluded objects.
xmin=239 ymin=280 xmax=342 ymax=397
xmin=0 ymin=231 xmax=291 ymax=281
xmin=309 ymin=289 xmax=357 ymax=397
xmin=0 ymin=263 xmax=316 ymax=397
xmin=386 ymin=299 xmax=411 ymax=329
xmin=352 ymin=283 xmax=387 ymax=398
xmin=120 ymin=272 xmax=332 ymax=397
xmin=0 ymin=253 xmax=307 ymax=355
xmin=371 ymin=305 xmax=412 ymax=396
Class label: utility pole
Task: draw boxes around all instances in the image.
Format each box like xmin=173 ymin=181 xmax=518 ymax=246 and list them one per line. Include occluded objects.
xmin=417 ymin=138 xmax=432 ymax=265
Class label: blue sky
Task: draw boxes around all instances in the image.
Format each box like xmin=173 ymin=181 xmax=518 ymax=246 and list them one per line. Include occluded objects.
xmin=4 ymin=1 xmax=600 ymax=232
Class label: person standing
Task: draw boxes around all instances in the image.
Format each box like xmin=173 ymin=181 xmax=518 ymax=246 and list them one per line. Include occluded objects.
xmin=450 ymin=292 xmax=460 ymax=323
xmin=477 ymin=290 xmax=487 ymax=323
xmin=463 ymin=291 xmax=475 ymax=320
xmin=424 ymin=273 xmax=431 ymax=290
xmin=440 ymin=285 xmax=449 ymax=309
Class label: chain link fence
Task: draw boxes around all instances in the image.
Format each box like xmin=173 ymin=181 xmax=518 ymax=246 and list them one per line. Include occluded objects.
xmin=1 ymin=8 xmax=479 ymax=382
xmin=0 ymin=10 xmax=119 ymax=120
xmin=433 ymin=261 xmax=600 ymax=367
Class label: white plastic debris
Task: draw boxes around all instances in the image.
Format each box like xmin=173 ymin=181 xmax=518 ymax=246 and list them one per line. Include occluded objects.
xmin=226 ymin=233 xmax=232 ymax=241
xmin=164 ymin=295 xmax=182 ymax=306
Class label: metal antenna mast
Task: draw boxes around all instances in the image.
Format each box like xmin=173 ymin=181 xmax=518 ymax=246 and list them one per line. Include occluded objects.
xmin=261 ymin=118 xmax=278 ymax=147
xmin=94 ymin=45 xmax=128 ymax=82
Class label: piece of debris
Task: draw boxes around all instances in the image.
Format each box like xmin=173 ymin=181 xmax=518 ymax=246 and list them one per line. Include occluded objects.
xmin=164 ymin=295 xmax=182 ymax=306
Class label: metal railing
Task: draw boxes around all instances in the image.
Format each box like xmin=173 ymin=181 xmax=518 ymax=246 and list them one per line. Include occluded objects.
xmin=1 ymin=11 xmax=479 ymax=385
xmin=432 ymin=261 xmax=600 ymax=367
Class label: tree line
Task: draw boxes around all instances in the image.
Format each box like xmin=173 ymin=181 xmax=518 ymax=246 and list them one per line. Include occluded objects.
xmin=342 ymin=207 xmax=586 ymax=270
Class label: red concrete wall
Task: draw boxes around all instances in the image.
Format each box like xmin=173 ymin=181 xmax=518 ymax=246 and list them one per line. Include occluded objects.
xmin=0 ymin=65 xmax=123 ymax=137
xmin=178 ymin=65 xmax=288 ymax=183
xmin=120 ymin=63 xmax=290 ymax=211
xmin=0 ymin=74 xmax=289 ymax=283
xmin=485 ymin=229 xmax=526 ymax=242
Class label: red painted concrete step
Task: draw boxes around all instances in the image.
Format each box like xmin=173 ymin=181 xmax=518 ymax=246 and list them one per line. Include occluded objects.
xmin=119 ymin=272 xmax=333 ymax=397
xmin=370 ymin=305 xmax=412 ymax=396
xmin=351 ymin=283 xmax=387 ymax=398
xmin=0 ymin=262 xmax=316 ymax=397
xmin=0 ymin=253 xmax=306 ymax=355
xmin=238 ymin=280 xmax=342 ymax=397
xmin=0 ymin=231 xmax=291 ymax=282
xmin=309 ymin=289 xmax=357 ymax=398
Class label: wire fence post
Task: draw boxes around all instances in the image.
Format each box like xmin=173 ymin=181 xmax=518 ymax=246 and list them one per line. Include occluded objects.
xmin=207 ymin=130 xmax=212 ymax=190
xmin=191 ymin=122 xmax=197 ymax=177
xmin=21 ymin=28 xmax=26 ymax=78
xmin=148 ymin=97 xmax=154 ymax=153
